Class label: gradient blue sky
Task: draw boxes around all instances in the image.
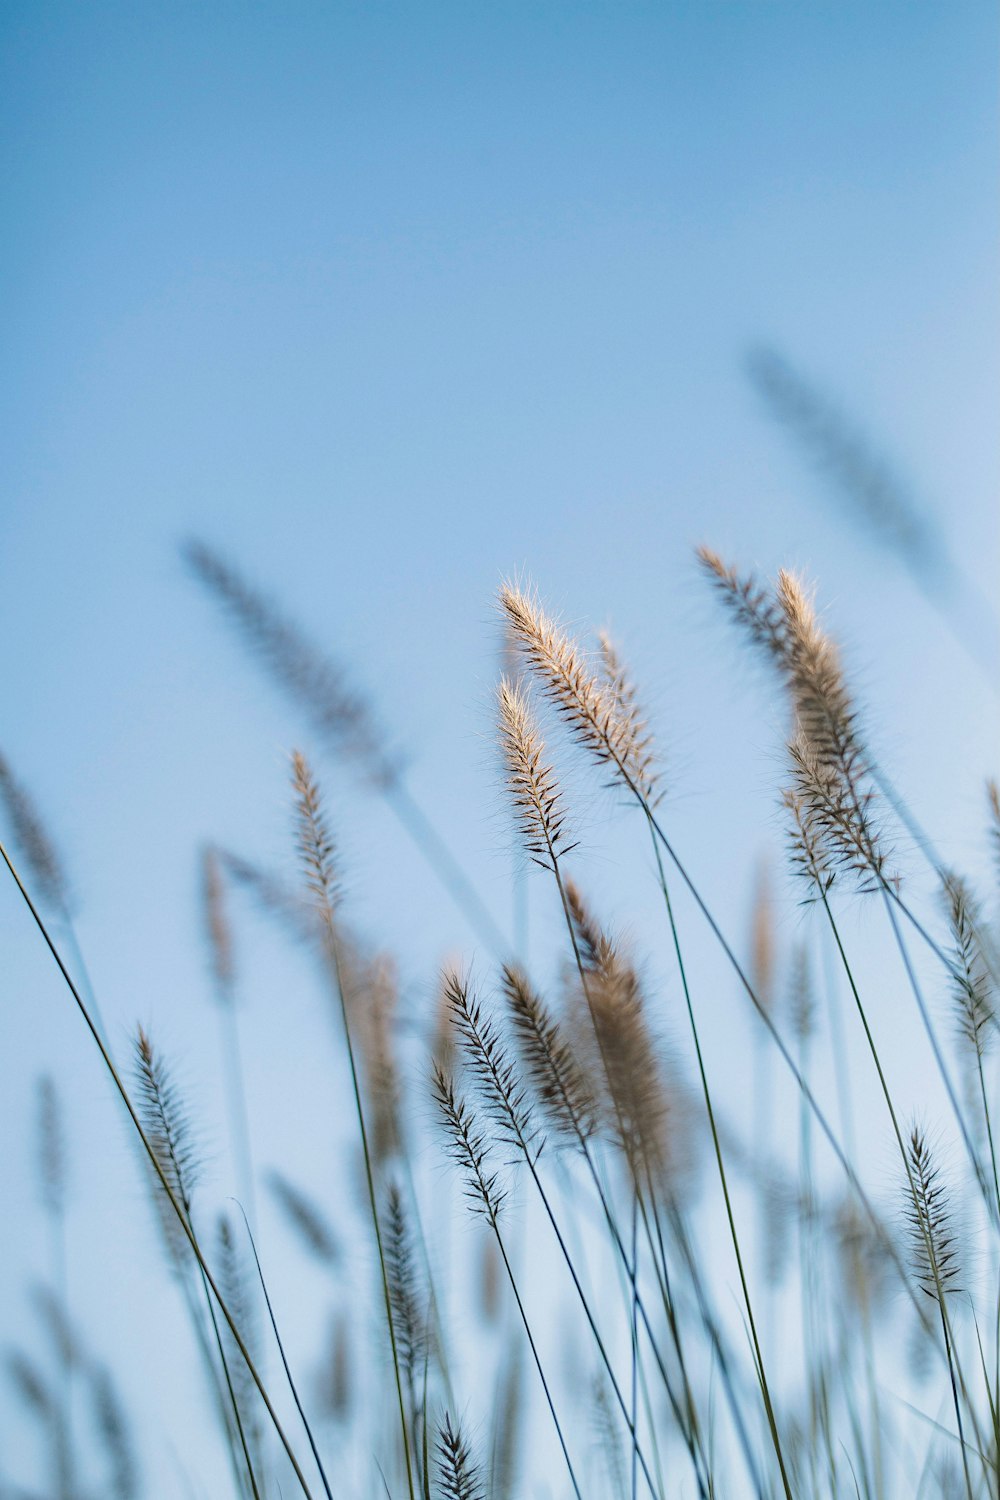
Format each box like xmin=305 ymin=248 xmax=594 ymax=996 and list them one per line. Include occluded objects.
xmin=1 ymin=2 xmax=997 ymax=1490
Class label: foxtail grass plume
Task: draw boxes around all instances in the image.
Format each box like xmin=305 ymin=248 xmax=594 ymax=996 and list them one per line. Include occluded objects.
xmin=184 ymin=540 xmax=398 ymax=787
xmin=904 ymin=1126 xmax=961 ymax=1302
xmin=431 ymin=1062 xmax=506 ymax=1227
xmin=0 ymin=751 xmax=71 ymax=912
xmin=444 ymin=970 xmax=541 ymax=1166
xmin=501 ymin=964 xmax=595 ymax=1146
xmin=497 ymin=676 xmax=575 ymax=871
xmin=383 ymin=1181 xmax=428 ymax=1389
xmin=499 ymin=582 xmax=659 ymax=804
xmin=291 ymin=751 xmax=340 ymax=928
xmin=132 ymin=1027 xmax=201 ymax=1264
xmin=695 ymin=547 xmax=787 ymax=664
xmin=201 ymin=845 xmax=235 ymax=995
xmin=266 ymin=1171 xmax=340 ymax=1265
xmin=941 ymin=873 xmax=995 ymax=1059
xmin=437 ymin=1414 xmax=485 ymax=1500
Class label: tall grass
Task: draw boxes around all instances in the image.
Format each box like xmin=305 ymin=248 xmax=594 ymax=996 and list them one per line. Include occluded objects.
xmin=2 ymin=517 xmax=998 ymax=1499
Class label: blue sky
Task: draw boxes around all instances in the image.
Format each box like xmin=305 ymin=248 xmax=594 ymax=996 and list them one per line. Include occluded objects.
xmin=1 ymin=1 xmax=997 ymax=1490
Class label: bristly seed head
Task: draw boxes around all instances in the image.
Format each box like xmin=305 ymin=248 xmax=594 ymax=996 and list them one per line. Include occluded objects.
xmin=497 ymin=676 xmax=575 ymax=871
xmin=290 ymin=751 xmax=340 ymax=924
xmin=499 ymin=581 xmax=660 ymax=805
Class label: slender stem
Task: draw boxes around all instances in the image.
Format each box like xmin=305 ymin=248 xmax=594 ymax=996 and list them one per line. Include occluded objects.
xmin=0 ymin=841 xmax=317 ymax=1500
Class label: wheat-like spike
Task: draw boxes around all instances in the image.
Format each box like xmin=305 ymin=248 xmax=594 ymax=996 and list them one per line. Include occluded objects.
xmin=782 ymin=785 xmax=835 ymax=898
xmin=384 ymin=1180 xmax=427 ymax=1387
xmin=501 ymin=964 xmax=595 ymax=1145
xmin=90 ymin=1364 xmax=140 ymax=1500
xmin=0 ymin=751 xmax=71 ymax=911
xmin=318 ymin=1313 xmax=352 ymax=1423
xmin=786 ymin=737 xmax=886 ymax=893
xmin=36 ymin=1073 xmax=66 ymax=1217
xmin=216 ymin=1214 xmax=265 ymax=1461
xmin=217 ymin=847 xmax=323 ymax=947
xmin=30 ymin=1285 xmax=83 ymax=1371
xmin=499 ymin=582 xmax=657 ymax=802
xmin=490 ymin=1347 xmax=523 ymax=1500
xmin=291 ymin=750 xmax=340 ymax=925
xmin=695 ymin=546 xmax=788 ymax=663
xmin=904 ymin=1126 xmax=962 ymax=1302
xmin=777 ymin=572 xmax=890 ymax=890
xmin=431 ymin=1062 xmax=506 ymax=1226
xmin=345 ymin=951 xmax=403 ymax=1166
xmin=787 ymin=943 xmax=815 ymax=1043
xmin=265 ymin=1170 xmax=340 ymax=1265
xmin=563 ymin=880 xmax=667 ymax=1178
xmin=596 ymin=629 xmax=661 ymax=805
xmin=941 ymin=873 xmax=995 ymax=1058
xmin=437 ymin=1414 xmax=485 ymax=1500
xmin=444 ymin=970 xmax=541 ymax=1165
xmin=183 ymin=539 xmax=398 ymax=787
xmin=6 ymin=1349 xmax=53 ymax=1417
xmin=497 ymin=676 xmax=576 ymax=870
xmin=749 ymin=860 xmax=775 ymax=1015
xmin=89 ymin=1364 xmax=141 ymax=1500
xmin=201 ymin=845 xmax=235 ymax=994
xmin=987 ymin=780 xmax=1000 ymax=890
xmin=132 ymin=1027 xmax=200 ymax=1264
xmin=746 ymin=346 xmax=935 ymax=572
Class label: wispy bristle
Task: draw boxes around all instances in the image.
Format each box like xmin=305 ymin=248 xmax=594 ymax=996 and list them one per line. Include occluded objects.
xmin=746 ymin=347 xmax=936 ymax=575
xmin=941 ymin=873 xmax=995 ymax=1058
xmin=201 ymin=845 xmax=235 ymax=995
xmin=695 ymin=547 xmax=787 ymax=663
xmin=749 ymin=860 xmax=775 ymax=1015
xmin=596 ymin=629 xmax=660 ymax=804
xmin=437 ymin=1413 xmax=485 ymax=1500
xmin=445 ymin=969 xmax=541 ymax=1165
xmin=904 ymin=1126 xmax=961 ymax=1302
xmin=564 ymin=880 xmax=667 ymax=1178
xmin=291 ymin=751 xmax=340 ymax=925
xmin=431 ymin=1062 xmax=506 ymax=1226
xmin=36 ymin=1074 xmax=66 ymax=1216
xmin=89 ymin=1363 xmax=141 ymax=1500
xmin=266 ymin=1170 xmax=340 ymax=1264
xmin=497 ymin=676 xmax=575 ymax=871
xmin=777 ymin=572 xmax=889 ymax=891
xmin=501 ymin=964 xmax=595 ymax=1145
xmin=132 ymin=1027 xmax=200 ymax=1263
xmin=0 ymin=751 xmax=71 ymax=911
xmin=499 ymin=582 xmax=658 ymax=803
xmin=183 ymin=539 xmax=397 ymax=787
xmin=384 ymin=1180 xmax=428 ymax=1387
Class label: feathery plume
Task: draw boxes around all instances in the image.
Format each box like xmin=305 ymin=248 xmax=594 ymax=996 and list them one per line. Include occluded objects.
xmin=749 ymin=860 xmax=775 ymax=1014
xmin=432 ymin=1063 xmax=506 ymax=1227
xmin=596 ymin=629 xmax=660 ymax=804
xmin=132 ymin=1027 xmax=200 ymax=1263
xmin=778 ymin=571 xmax=889 ymax=890
xmin=319 ymin=1313 xmax=352 ymax=1424
xmin=501 ymin=964 xmax=595 ymax=1145
xmin=0 ymin=751 xmax=71 ymax=911
xmin=444 ymin=970 xmax=541 ymax=1165
xmin=201 ymin=845 xmax=235 ymax=995
xmin=384 ymin=1181 xmax=428 ymax=1387
xmin=217 ymin=847 xmax=322 ymax=947
xmin=266 ymin=1171 xmax=340 ymax=1265
xmin=437 ymin=1414 xmax=485 ymax=1500
xmin=695 ymin=547 xmax=787 ymax=664
xmin=904 ymin=1126 xmax=961 ymax=1302
xmin=564 ymin=880 xmax=667 ymax=1178
xmin=291 ymin=750 xmax=340 ymax=927
xmin=941 ymin=873 xmax=995 ymax=1058
xmin=35 ymin=1074 xmax=66 ymax=1218
xmin=89 ymin=1364 xmax=141 ymax=1500
xmin=497 ymin=676 xmax=575 ymax=870
xmin=787 ymin=943 xmax=815 ymax=1043
xmin=987 ymin=780 xmax=1000 ymax=890
xmin=746 ymin=346 xmax=937 ymax=578
xmin=183 ymin=539 xmax=397 ymax=786
xmin=499 ymin=582 xmax=658 ymax=803
xmin=346 ymin=952 xmax=404 ymax=1165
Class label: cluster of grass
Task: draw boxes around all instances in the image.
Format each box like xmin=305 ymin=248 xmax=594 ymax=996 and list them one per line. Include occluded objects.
xmin=2 ymin=367 xmax=997 ymax=1498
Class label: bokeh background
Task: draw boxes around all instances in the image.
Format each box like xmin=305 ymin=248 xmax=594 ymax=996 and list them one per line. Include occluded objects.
xmin=2 ymin=2 xmax=997 ymax=1491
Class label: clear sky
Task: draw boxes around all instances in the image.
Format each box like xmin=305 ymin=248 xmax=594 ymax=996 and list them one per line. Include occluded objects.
xmin=1 ymin=2 xmax=997 ymax=1491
